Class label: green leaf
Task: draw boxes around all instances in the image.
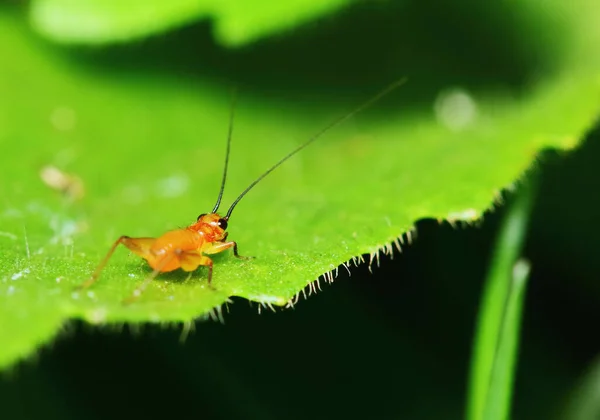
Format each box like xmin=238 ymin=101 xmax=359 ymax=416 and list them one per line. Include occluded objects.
xmin=466 ymin=180 xmax=534 ymax=420
xmin=1 ymin=0 xmax=600 ymax=370
xmin=29 ymin=0 xmax=350 ymax=46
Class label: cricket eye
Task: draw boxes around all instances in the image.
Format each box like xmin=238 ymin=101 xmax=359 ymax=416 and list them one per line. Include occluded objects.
xmin=217 ymin=218 xmax=228 ymax=230
xmin=197 ymin=213 xmax=207 ymax=221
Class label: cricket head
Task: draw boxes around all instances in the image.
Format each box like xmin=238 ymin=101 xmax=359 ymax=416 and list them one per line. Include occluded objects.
xmin=192 ymin=213 xmax=228 ymax=241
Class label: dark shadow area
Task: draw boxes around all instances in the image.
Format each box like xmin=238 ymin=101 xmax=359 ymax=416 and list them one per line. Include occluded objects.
xmin=26 ymin=0 xmax=564 ymax=106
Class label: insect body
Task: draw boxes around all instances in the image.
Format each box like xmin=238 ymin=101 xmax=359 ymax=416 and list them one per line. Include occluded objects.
xmin=79 ymin=213 xmax=245 ymax=303
xmin=78 ymin=80 xmax=405 ymax=303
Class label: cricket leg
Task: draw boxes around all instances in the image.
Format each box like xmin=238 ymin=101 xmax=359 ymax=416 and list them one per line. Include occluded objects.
xmin=179 ymin=251 xmax=215 ymax=284
xmin=77 ymin=236 xmax=156 ymax=290
xmin=203 ymin=241 xmax=254 ymax=260
xmin=122 ymin=250 xmax=177 ymax=305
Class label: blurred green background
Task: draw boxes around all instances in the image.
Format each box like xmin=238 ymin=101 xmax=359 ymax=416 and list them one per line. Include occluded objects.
xmin=2 ymin=0 xmax=600 ymax=418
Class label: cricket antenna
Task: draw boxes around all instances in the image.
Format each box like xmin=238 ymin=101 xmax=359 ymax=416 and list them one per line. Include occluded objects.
xmin=224 ymin=78 xmax=407 ymax=221
xmin=211 ymin=90 xmax=237 ymax=214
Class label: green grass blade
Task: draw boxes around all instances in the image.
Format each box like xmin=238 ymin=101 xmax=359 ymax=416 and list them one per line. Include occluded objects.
xmin=562 ymin=355 xmax=600 ymax=420
xmin=483 ymin=258 xmax=531 ymax=420
xmin=467 ymin=182 xmax=534 ymax=420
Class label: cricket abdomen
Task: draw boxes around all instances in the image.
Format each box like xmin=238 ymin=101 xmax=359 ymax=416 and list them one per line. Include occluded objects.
xmin=147 ymin=229 xmax=204 ymax=272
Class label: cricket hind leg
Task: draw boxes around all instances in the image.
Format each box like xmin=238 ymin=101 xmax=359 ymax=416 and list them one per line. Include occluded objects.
xmin=122 ymin=250 xmax=180 ymax=304
xmin=77 ymin=236 xmax=156 ymax=290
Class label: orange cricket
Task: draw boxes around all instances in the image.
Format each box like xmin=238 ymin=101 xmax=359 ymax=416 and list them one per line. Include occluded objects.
xmin=78 ymin=80 xmax=405 ymax=303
